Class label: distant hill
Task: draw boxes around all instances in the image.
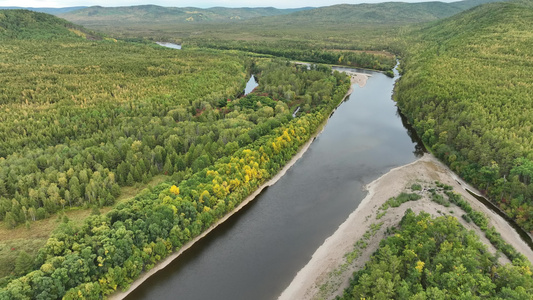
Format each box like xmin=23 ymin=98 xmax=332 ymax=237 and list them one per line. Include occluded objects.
xmin=0 ymin=9 xmax=98 ymax=40
xmin=56 ymin=0 xmax=511 ymax=31
xmin=245 ymin=0 xmax=515 ymax=26
xmin=259 ymin=2 xmax=463 ymax=26
xmin=0 ymin=6 xmax=86 ymax=14
xmin=415 ymin=0 xmax=526 ymax=43
xmin=58 ymin=5 xmax=313 ymax=26
xmin=451 ymin=0 xmax=511 ymax=10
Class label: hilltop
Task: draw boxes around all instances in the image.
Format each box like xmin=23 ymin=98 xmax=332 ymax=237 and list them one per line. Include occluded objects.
xmin=0 ymin=9 xmax=99 ymax=40
xmin=247 ymin=2 xmax=462 ymax=26
xmin=0 ymin=6 xmax=86 ymax=14
xmin=58 ymin=5 xmax=313 ymax=26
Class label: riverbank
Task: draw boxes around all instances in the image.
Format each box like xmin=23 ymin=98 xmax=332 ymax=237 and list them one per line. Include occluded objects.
xmin=278 ymin=153 xmax=533 ymax=300
xmin=109 ymin=71 xmax=359 ymax=300
xmin=110 ymin=136 xmax=316 ymax=300
xmin=346 ymin=71 xmax=370 ymax=88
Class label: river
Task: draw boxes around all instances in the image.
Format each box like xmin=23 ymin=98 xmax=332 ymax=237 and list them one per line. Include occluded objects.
xmin=244 ymin=75 xmax=258 ymax=95
xmin=156 ymin=42 xmax=181 ymax=49
xmin=125 ymin=67 xmax=423 ymax=300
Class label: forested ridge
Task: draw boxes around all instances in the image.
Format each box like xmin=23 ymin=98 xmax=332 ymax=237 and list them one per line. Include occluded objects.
xmin=0 ymin=9 xmax=353 ymax=298
xmin=0 ymin=9 xmax=98 ymax=40
xmin=396 ymin=1 xmax=533 ymax=231
xmin=57 ymin=5 xmax=312 ymax=25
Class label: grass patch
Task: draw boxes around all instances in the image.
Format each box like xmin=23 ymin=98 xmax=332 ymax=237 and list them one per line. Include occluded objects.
xmin=410 ymin=183 xmax=422 ymax=191
xmin=431 ymin=193 xmax=450 ymax=207
xmin=115 ymin=175 xmax=168 ymax=204
xmin=0 ymin=239 xmax=46 ymax=281
xmin=387 ymin=192 xmax=422 ymax=208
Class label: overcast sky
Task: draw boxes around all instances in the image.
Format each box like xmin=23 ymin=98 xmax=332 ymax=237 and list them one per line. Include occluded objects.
xmin=1 ymin=0 xmax=457 ymax=9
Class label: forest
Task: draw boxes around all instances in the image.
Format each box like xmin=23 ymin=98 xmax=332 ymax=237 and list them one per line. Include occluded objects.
xmin=1 ymin=10 xmax=248 ymax=228
xmin=395 ymin=1 xmax=533 ymax=231
xmin=1 ymin=0 xmax=532 ymax=297
xmin=0 ymin=9 xmax=351 ymax=297
xmin=339 ymin=209 xmax=533 ymax=299
xmin=51 ymin=1 xmax=506 ymax=72
xmin=170 ymin=0 xmax=533 ymax=234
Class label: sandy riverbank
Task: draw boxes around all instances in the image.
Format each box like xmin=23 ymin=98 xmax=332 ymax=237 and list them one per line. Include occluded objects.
xmin=293 ymin=61 xmax=370 ymax=88
xmin=347 ymin=71 xmax=370 ymax=88
xmin=109 ymin=73 xmax=359 ymax=300
xmin=279 ymin=153 xmax=533 ymax=300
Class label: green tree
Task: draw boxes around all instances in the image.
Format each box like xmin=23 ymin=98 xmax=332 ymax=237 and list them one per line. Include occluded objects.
xmin=14 ymin=250 xmax=34 ymax=276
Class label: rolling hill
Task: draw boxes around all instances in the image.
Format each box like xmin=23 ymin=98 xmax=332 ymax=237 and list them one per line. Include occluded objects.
xmin=247 ymin=2 xmax=463 ymax=26
xmin=52 ymin=0 xmax=512 ymax=54
xmin=0 ymin=9 xmax=97 ymax=40
xmin=396 ymin=0 xmax=533 ymax=230
xmin=58 ymin=5 xmax=313 ymax=26
xmin=0 ymin=6 xmax=86 ymax=14
xmin=56 ymin=0 xmax=509 ymax=31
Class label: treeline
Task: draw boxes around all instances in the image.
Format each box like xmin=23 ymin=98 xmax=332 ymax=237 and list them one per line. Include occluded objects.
xmin=396 ymin=2 xmax=533 ymax=230
xmin=339 ymin=210 xmax=533 ymax=299
xmin=0 ymin=61 xmax=350 ymax=299
xmin=188 ymin=39 xmax=396 ymax=71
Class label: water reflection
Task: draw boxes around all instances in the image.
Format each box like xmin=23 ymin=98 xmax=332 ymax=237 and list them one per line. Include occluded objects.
xmin=396 ymin=107 xmax=426 ymax=157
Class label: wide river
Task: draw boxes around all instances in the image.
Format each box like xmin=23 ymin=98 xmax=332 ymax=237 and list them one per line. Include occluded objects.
xmin=126 ymin=67 xmax=424 ymax=300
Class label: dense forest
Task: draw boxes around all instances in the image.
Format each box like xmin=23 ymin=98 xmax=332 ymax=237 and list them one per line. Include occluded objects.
xmin=396 ymin=1 xmax=533 ymax=231
xmin=339 ymin=209 xmax=533 ymax=299
xmin=0 ymin=11 xmax=249 ymax=229
xmin=187 ymin=39 xmax=397 ymax=72
xmin=0 ymin=9 xmax=352 ymax=297
xmin=1 ymin=0 xmax=532 ymax=298
xmin=0 ymin=61 xmax=349 ymax=299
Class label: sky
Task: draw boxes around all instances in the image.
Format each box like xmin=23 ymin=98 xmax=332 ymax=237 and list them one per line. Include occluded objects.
xmin=0 ymin=0 xmax=457 ymax=9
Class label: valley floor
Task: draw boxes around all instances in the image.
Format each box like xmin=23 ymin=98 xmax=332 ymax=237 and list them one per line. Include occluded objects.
xmin=278 ymin=153 xmax=533 ymax=300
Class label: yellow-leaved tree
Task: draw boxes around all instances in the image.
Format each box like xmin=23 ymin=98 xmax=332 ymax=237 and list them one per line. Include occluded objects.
xmin=170 ymin=185 xmax=180 ymax=195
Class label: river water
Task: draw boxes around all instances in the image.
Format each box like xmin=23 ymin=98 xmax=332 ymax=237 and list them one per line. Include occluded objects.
xmin=156 ymin=42 xmax=181 ymax=49
xmin=125 ymin=68 xmax=423 ymax=300
xmin=244 ymin=75 xmax=258 ymax=95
